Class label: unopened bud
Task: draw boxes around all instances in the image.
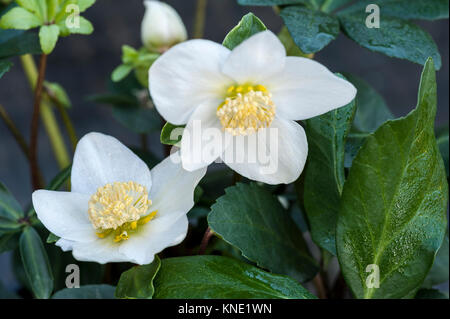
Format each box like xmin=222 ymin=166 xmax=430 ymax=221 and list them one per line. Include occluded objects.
xmin=141 ymin=0 xmax=188 ymax=53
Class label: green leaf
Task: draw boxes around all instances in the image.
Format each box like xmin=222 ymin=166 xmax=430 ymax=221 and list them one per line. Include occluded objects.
xmin=338 ymin=14 xmax=442 ymax=70
xmin=415 ymin=288 xmax=449 ymax=299
xmin=280 ymin=5 xmax=340 ymax=54
xmin=277 ymin=26 xmax=312 ymax=58
xmin=46 ymin=232 xmax=59 ymax=244
xmin=336 ymin=58 xmax=448 ymax=299
xmin=78 ymin=0 xmax=96 ymax=12
xmin=320 ymin=0 xmax=353 ymax=13
xmin=222 ymin=12 xmax=266 ymax=50
xmin=343 ymin=73 xmax=393 ymax=133
xmin=45 ymin=81 xmax=71 ymax=108
xmin=208 ymin=183 xmax=318 ymax=282
xmin=0 ymin=6 xmax=42 ymax=30
xmin=115 ymin=256 xmax=161 ymax=299
xmin=422 ymin=232 xmax=448 ymax=288
xmin=111 ymin=64 xmax=133 ymax=82
xmin=0 ymin=182 xmax=24 ymax=221
xmin=436 ymin=126 xmax=449 ymax=177
xmin=153 ymin=255 xmax=316 ymax=299
xmin=341 ymin=0 xmax=449 ymax=21
xmin=67 ymin=16 xmax=93 ymax=35
xmin=0 ymin=58 xmax=12 ymax=78
xmin=52 ymin=285 xmax=115 ymax=299
xmin=303 ymin=85 xmax=356 ymax=255
xmin=238 ymin=0 xmax=307 ymax=5
xmin=20 ymin=226 xmax=54 ymax=299
xmin=160 ymin=122 xmax=185 ymax=146
xmin=39 ymin=24 xmax=59 ymax=54
xmin=0 ymin=29 xmax=42 ymax=58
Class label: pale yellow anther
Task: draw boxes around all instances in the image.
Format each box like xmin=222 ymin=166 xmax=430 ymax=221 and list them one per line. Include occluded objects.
xmin=217 ymin=84 xmax=275 ymax=136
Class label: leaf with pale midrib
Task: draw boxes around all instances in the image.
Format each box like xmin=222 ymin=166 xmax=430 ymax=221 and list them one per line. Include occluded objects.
xmin=303 ymin=83 xmax=356 ymax=255
xmin=153 ymin=255 xmax=316 ymax=299
xmin=336 ymin=58 xmax=448 ymax=299
xmin=208 ymin=183 xmax=318 ymax=282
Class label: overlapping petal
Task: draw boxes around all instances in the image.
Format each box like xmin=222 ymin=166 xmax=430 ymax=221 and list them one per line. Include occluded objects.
xmin=221 ymin=117 xmax=308 ymax=184
xmin=266 ymin=57 xmax=357 ymax=120
xmin=149 ymin=39 xmax=233 ymax=124
xmin=222 ymin=30 xmax=286 ymax=84
xmin=71 ymin=132 xmax=152 ymax=195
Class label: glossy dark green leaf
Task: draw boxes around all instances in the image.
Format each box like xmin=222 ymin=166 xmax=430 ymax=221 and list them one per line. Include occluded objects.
xmin=20 ymin=226 xmax=54 ymax=299
xmin=0 ymin=182 xmax=24 ymax=221
xmin=160 ymin=122 xmax=185 ymax=146
xmin=319 ymin=0 xmax=353 ymax=13
xmin=336 ymin=58 xmax=448 ymax=299
xmin=343 ymin=73 xmax=393 ymax=133
xmin=339 ymin=14 xmax=442 ymax=69
xmin=115 ymin=256 xmax=161 ymax=299
xmin=52 ymin=285 xmax=115 ymax=299
xmin=280 ymin=6 xmax=340 ymax=53
xmin=415 ymin=288 xmax=448 ymax=299
xmin=46 ymin=232 xmax=59 ymax=244
xmin=278 ymin=26 xmax=311 ymax=58
xmin=237 ymin=0 xmax=307 ymax=6
xmin=422 ymin=232 xmax=448 ymax=288
xmin=208 ymin=183 xmax=318 ymax=282
xmin=222 ymin=13 xmax=266 ymax=50
xmin=341 ymin=0 xmax=449 ymax=21
xmin=0 ymin=58 xmax=12 ymax=78
xmin=303 ymin=88 xmax=356 ymax=255
xmin=153 ymin=256 xmax=316 ymax=299
xmin=0 ymin=29 xmax=41 ymax=58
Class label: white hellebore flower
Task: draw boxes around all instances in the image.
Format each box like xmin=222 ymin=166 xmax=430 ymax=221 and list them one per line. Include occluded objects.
xmin=141 ymin=0 xmax=188 ymax=52
xmin=149 ymin=30 xmax=357 ymax=184
xmin=32 ymin=133 xmax=205 ymax=264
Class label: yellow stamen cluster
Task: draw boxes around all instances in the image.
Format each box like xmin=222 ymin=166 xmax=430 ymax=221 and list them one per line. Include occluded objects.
xmin=217 ymin=84 xmax=276 ymax=136
xmin=88 ymin=181 xmax=155 ymax=242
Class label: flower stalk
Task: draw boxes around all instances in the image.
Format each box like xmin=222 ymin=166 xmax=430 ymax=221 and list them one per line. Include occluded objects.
xmin=20 ymin=55 xmax=71 ymax=172
xmin=29 ymin=53 xmax=48 ymax=190
xmin=193 ymin=0 xmax=208 ymax=38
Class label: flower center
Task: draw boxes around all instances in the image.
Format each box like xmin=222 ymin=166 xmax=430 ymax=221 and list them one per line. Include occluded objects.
xmin=217 ymin=84 xmax=276 ymax=136
xmin=88 ymin=181 xmax=156 ymax=243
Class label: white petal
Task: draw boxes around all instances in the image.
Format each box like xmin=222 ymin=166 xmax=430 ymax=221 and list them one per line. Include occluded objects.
xmin=119 ymin=215 xmax=188 ymax=265
xmin=71 ymin=239 xmax=130 ymax=264
xmin=180 ymin=99 xmax=231 ymax=171
xmin=266 ymin=57 xmax=357 ymax=120
xmin=221 ymin=117 xmax=307 ymax=184
xmin=32 ymin=190 xmax=96 ymax=242
xmin=149 ymin=154 xmax=206 ymax=215
xmin=71 ymin=132 xmax=152 ymax=195
xmin=55 ymin=238 xmax=75 ymax=252
xmin=222 ymin=30 xmax=286 ymax=84
xmin=149 ymin=39 xmax=233 ymax=124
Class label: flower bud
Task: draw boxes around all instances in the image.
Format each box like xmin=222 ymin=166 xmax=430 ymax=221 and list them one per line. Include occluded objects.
xmin=141 ymin=0 xmax=188 ymax=53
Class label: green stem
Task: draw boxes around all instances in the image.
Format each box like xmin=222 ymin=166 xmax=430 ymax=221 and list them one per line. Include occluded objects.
xmin=45 ymin=86 xmax=78 ymax=150
xmin=0 ymin=103 xmax=30 ymax=159
xmin=29 ymin=54 xmax=48 ymax=190
xmin=193 ymin=0 xmax=208 ymax=38
xmin=20 ymin=55 xmax=70 ymax=171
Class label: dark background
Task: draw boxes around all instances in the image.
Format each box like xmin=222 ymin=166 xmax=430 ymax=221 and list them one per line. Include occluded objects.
xmin=0 ymin=0 xmax=448 ymax=290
